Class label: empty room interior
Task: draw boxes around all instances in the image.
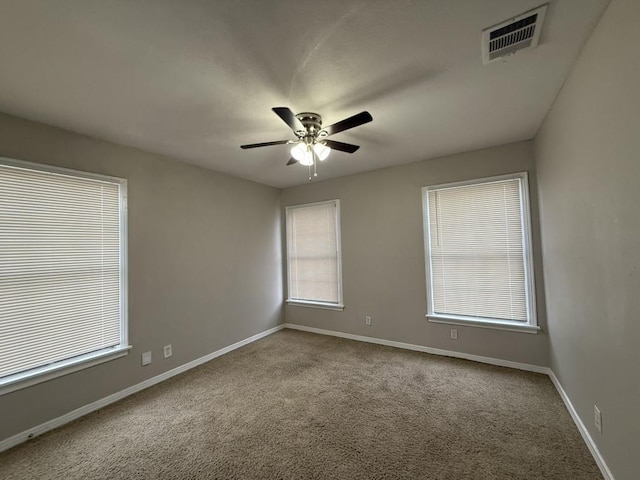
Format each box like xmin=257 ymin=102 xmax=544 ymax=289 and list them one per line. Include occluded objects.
xmin=0 ymin=1 xmax=638 ymax=479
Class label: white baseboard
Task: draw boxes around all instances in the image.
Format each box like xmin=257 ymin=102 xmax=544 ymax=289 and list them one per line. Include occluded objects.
xmin=283 ymin=322 xmax=614 ymax=480
xmin=283 ymin=323 xmax=548 ymax=373
xmin=548 ymin=370 xmax=614 ymax=480
xmin=0 ymin=324 xmax=285 ymax=453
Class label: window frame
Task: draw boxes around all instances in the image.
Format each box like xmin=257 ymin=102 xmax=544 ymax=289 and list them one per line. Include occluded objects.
xmin=0 ymin=157 xmax=130 ymax=396
xmin=422 ymin=172 xmax=539 ymax=334
xmin=285 ymin=199 xmax=344 ymax=311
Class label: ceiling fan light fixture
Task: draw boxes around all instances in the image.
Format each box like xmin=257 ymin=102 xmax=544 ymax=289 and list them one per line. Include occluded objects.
xmin=291 ymin=142 xmax=315 ymax=166
xmin=313 ymin=142 xmax=331 ymax=161
xmin=290 ymin=142 xmax=307 ymax=161
xmin=299 ymin=150 xmax=314 ymax=166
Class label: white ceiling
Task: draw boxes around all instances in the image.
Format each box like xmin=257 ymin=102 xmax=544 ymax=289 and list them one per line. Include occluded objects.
xmin=0 ymin=0 xmax=609 ymax=188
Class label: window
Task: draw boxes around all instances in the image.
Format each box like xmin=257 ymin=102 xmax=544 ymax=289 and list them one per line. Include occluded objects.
xmin=286 ymin=200 xmax=343 ymax=310
xmin=422 ymin=173 xmax=538 ymax=333
xmin=0 ymin=158 xmax=128 ymax=394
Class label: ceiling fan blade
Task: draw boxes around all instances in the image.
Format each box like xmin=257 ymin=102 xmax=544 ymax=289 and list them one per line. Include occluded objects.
xmin=324 ymin=139 xmax=360 ymax=153
xmin=323 ymin=111 xmax=372 ymax=136
xmin=286 ymin=157 xmax=298 ymax=166
xmin=272 ymin=107 xmax=305 ymax=132
xmin=240 ymin=140 xmax=290 ymax=149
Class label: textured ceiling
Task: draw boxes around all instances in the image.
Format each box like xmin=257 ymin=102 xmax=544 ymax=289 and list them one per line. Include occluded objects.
xmin=0 ymin=0 xmax=609 ymax=188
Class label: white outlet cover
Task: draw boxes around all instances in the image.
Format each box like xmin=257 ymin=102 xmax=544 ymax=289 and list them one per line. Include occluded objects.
xmin=141 ymin=351 xmax=152 ymax=366
xmin=164 ymin=344 xmax=172 ymax=358
xmin=450 ymin=329 xmax=458 ymax=340
xmin=594 ymin=405 xmax=602 ymax=433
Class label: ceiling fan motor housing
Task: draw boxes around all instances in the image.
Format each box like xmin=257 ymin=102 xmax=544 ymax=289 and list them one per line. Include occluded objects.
xmin=295 ymin=112 xmax=325 ymax=142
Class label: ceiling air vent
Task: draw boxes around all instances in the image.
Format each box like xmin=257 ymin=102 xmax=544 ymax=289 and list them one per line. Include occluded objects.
xmin=482 ymin=4 xmax=548 ymax=65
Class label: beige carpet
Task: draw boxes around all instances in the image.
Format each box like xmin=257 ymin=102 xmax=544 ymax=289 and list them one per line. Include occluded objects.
xmin=0 ymin=330 xmax=601 ymax=479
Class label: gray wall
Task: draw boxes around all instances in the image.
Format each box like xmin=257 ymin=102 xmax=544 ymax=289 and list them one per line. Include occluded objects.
xmin=282 ymin=141 xmax=549 ymax=367
xmin=535 ymin=0 xmax=640 ymax=478
xmin=0 ymin=112 xmax=283 ymax=441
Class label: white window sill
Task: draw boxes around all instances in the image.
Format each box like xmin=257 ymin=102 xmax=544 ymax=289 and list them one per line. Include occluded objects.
xmin=0 ymin=345 xmax=132 ymax=396
xmin=286 ymin=299 xmax=345 ymax=311
xmin=426 ymin=315 xmax=540 ymax=334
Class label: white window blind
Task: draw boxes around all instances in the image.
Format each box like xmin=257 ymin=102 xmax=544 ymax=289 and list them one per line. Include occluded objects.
xmin=424 ymin=174 xmax=535 ymax=325
xmin=0 ymin=159 xmax=127 ymax=386
xmin=286 ymin=200 xmax=342 ymax=306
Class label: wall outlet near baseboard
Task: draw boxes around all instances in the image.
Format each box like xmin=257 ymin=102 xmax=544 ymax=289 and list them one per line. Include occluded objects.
xmin=141 ymin=351 xmax=152 ymax=366
xmin=450 ymin=329 xmax=458 ymax=340
xmin=163 ymin=344 xmax=173 ymax=358
xmin=365 ymin=315 xmax=372 ymax=326
xmin=594 ymin=404 xmax=602 ymax=433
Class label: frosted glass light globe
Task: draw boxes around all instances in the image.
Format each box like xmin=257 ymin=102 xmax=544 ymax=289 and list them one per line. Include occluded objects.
xmin=290 ymin=143 xmax=307 ymax=161
xmin=313 ymin=143 xmax=331 ymax=161
xmin=299 ymin=150 xmax=314 ymax=166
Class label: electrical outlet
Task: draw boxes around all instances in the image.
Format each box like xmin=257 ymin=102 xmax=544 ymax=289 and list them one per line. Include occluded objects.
xmin=594 ymin=405 xmax=602 ymax=433
xmin=141 ymin=351 xmax=152 ymax=366
xmin=365 ymin=315 xmax=372 ymax=326
xmin=163 ymin=344 xmax=173 ymax=358
xmin=450 ymin=329 xmax=458 ymax=340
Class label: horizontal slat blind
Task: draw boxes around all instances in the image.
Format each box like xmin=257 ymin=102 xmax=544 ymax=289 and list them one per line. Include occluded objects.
xmin=0 ymin=163 xmax=123 ymax=379
xmin=287 ymin=201 xmax=339 ymax=304
xmin=428 ymin=178 xmax=527 ymax=322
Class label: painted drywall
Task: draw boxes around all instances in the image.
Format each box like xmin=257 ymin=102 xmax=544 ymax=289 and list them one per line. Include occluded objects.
xmin=534 ymin=0 xmax=640 ymax=478
xmin=0 ymin=112 xmax=283 ymax=441
xmin=281 ymin=141 xmax=549 ymax=367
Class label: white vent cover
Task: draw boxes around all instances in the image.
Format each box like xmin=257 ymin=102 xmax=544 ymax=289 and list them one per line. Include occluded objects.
xmin=482 ymin=4 xmax=548 ymax=64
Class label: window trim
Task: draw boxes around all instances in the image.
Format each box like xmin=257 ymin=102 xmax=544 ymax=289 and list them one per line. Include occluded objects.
xmin=0 ymin=346 xmax=132 ymax=396
xmin=286 ymin=300 xmax=345 ymax=311
xmin=0 ymin=156 xmax=130 ymax=396
xmin=285 ymin=199 xmax=344 ymax=310
xmin=421 ymin=172 xmax=538 ymax=333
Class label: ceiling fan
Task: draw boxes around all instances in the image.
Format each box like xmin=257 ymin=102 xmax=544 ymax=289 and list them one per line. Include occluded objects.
xmin=241 ymin=107 xmax=373 ymax=179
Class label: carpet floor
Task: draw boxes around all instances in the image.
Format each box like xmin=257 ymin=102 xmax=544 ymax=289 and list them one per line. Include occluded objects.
xmin=0 ymin=329 xmax=602 ymax=479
